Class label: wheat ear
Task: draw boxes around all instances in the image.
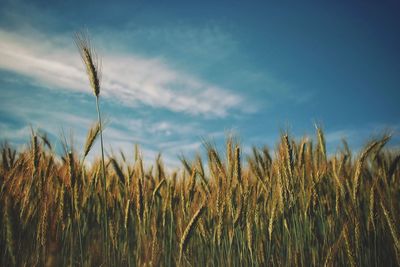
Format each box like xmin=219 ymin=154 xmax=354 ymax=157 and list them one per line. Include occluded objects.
xmin=179 ymin=201 xmax=207 ymax=262
xmin=74 ymin=32 xmax=101 ymax=96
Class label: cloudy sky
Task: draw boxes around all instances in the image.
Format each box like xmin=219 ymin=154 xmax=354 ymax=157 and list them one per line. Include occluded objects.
xmin=0 ymin=0 xmax=399 ymax=166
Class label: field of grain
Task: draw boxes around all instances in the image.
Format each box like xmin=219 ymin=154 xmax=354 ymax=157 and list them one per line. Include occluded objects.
xmin=1 ymin=34 xmax=399 ymax=267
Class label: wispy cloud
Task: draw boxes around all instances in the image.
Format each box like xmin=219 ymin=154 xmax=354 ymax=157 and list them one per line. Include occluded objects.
xmin=0 ymin=100 xmax=191 ymax=168
xmin=158 ymin=140 xmax=202 ymax=152
xmin=325 ymin=129 xmax=355 ymax=144
xmin=0 ymin=28 xmax=246 ymax=117
xmin=101 ymin=23 xmax=239 ymax=64
xmin=0 ymin=122 xmax=31 ymax=142
xmin=323 ymin=124 xmax=400 ymax=154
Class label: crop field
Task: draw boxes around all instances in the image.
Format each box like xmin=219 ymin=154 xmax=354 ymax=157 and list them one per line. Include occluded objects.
xmin=1 ymin=35 xmax=399 ymax=267
xmin=1 ymin=127 xmax=399 ymax=266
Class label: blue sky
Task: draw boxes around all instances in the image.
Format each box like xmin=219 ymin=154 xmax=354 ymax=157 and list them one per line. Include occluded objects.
xmin=0 ymin=0 xmax=399 ymax=166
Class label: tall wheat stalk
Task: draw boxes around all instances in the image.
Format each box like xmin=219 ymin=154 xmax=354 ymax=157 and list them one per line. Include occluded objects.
xmin=75 ymin=31 xmax=109 ymax=265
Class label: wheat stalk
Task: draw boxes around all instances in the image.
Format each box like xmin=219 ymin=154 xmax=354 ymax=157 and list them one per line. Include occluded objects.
xmin=343 ymin=225 xmax=356 ymax=267
xmin=353 ymin=140 xmax=379 ymax=202
xmin=380 ymin=201 xmax=400 ymax=251
xmin=179 ymin=201 xmax=207 ymax=262
xmin=83 ymin=122 xmax=100 ymax=160
xmin=75 ymin=31 xmax=108 ymax=265
xmin=3 ymin=197 xmax=16 ymax=265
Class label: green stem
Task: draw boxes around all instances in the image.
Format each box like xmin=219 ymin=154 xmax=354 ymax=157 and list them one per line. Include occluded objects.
xmin=70 ymin=191 xmax=74 ymax=266
xmin=96 ymin=96 xmax=108 ymax=266
xmin=77 ymin=209 xmax=84 ymax=267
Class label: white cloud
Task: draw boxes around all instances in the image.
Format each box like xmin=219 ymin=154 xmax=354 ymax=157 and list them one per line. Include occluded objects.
xmin=0 ymin=28 xmax=246 ymax=117
xmin=0 ymin=122 xmax=31 ymax=141
xmin=158 ymin=140 xmax=202 ymax=151
xmin=0 ymin=91 xmax=205 ymax=169
xmin=107 ymin=23 xmax=239 ymax=62
xmin=100 ymin=128 xmax=189 ymax=169
xmin=325 ymin=129 xmax=355 ymax=143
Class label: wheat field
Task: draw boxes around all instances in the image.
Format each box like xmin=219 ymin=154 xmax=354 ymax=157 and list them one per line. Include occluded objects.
xmin=0 ymin=34 xmax=399 ymax=267
xmin=1 ymin=128 xmax=399 ymax=266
